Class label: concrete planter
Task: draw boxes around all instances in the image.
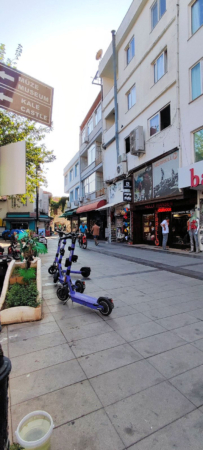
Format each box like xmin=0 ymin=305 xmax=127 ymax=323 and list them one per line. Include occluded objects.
xmin=0 ymin=258 xmax=42 ymax=325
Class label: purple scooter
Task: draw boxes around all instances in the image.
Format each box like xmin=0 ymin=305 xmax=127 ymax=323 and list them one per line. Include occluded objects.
xmin=48 ymin=230 xmax=91 ymax=279
xmin=56 ymin=233 xmax=114 ymax=316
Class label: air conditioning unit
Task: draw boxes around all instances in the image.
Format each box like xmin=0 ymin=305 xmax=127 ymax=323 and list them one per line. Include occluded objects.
xmin=116 ymin=162 xmax=127 ymax=176
xmin=130 ymin=126 xmax=145 ymax=156
xmin=74 ymin=200 xmax=79 ymax=206
xmin=67 ymin=201 xmax=71 ymax=208
xmin=79 ymin=197 xmax=83 ymax=202
xmin=118 ymin=153 xmax=127 ymax=164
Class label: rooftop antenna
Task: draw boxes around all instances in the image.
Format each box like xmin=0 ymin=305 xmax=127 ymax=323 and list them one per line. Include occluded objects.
xmin=92 ymin=49 xmax=103 ymax=86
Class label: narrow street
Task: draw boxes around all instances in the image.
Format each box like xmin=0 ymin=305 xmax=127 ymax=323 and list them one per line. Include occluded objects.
xmin=2 ymin=237 xmax=203 ymax=449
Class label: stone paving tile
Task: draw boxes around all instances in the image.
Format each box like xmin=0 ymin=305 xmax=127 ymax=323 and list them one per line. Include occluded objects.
xmin=51 ymin=409 xmax=125 ymax=450
xmin=106 ymin=381 xmax=194 ymax=447
xmin=170 ymin=365 xmax=203 ymax=407
xmin=71 ymin=331 xmax=125 ymax=358
xmin=9 ymin=330 xmax=66 ymax=358
xmin=107 ymin=312 xmax=152 ymax=331
xmin=90 ymin=359 xmax=165 ymax=407
xmin=129 ymin=410 xmax=203 ymax=450
xmin=11 ymin=380 xmax=102 ymax=439
xmin=188 ymin=308 xmax=203 ymax=321
xmin=10 ymin=359 xmax=86 ymax=405
xmin=10 ymin=343 xmax=75 ymax=378
xmin=78 ymin=343 xmax=143 ymax=378
xmin=7 ymin=321 xmax=60 ymax=343
xmin=59 ymin=320 xmax=112 ymax=343
xmin=143 ymin=305 xmax=189 ymax=321
xmin=192 ymin=338 xmax=203 ymax=352
xmin=148 ymin=344 xmax=203 ymax=378
xmin=173 ymin=321 xmax=203 ymax=342
xmin=55 ymin=311 xmax=101 ymax=329
xmin=130 ymin=331 xmax=186 ymax=358
xmin=111 ymin=321 xmax=165 ymax=342
xmin=155 ymin=313 xmax=200 ymax=331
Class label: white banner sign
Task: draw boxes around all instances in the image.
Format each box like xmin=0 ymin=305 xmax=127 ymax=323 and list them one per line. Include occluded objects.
xmin=0 ymin=141 xmax=26 ymax=195
xmin=179 ymin=160 xmax=203 ymax=189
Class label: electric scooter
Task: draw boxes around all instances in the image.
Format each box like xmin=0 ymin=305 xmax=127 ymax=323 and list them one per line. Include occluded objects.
xmin=48 ymin=230 xmax=91 ymax=278
xmin=56 ymin=233 xmax=114 ymax=316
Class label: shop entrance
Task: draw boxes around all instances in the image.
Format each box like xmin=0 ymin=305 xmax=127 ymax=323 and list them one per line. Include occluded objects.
xmin=171 ymin=211 xmax=190 ymax=249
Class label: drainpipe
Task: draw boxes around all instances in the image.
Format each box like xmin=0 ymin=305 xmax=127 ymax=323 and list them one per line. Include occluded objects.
xmin=176 ymin=0 xmax=181 ymax=166
xmin=111 ymin=30 xmax=119 ymax=164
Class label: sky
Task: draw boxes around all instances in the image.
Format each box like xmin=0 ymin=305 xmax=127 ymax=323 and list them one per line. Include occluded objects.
xmin=1 ymin=0 xmax=133 ymax=196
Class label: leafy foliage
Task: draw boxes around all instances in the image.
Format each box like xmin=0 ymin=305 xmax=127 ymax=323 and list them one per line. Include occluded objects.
xmin=17 ymin=231 xmax=47 ymax=268
xmin=18 ymin=267 xmax=36 ymax=282
xmin=9 ymin=444 xmax=24 ymax=450
xmin=50 ymin=196 xmax=69 ymax=214
xmin=0 ymin=43 xmax=56 ymax=203
xmin=5 ymin=282 xmax=39 ymax=308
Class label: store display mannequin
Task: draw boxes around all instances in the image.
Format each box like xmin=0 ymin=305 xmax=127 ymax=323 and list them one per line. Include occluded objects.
xmin=187 ymin=209 xmax=199 ymax=253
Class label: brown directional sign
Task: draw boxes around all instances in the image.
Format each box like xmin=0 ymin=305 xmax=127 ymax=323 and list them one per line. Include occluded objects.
xmin=0 ymin=63 xmax=53 ymax=126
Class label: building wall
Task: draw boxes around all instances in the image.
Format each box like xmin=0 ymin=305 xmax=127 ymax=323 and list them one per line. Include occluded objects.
xmin=179 ymin=0 xmax=203 ymax=167
xmin=100 ymin=0 xmax=179 ymax=182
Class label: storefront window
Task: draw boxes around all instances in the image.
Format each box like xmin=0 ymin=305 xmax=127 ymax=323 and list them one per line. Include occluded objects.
xmin=143 ymin=214 xmax=155 ymax=243
xmin=171 ymin=212 xmax=190 ymax=247
xmin=194 ymin=129 xmax=203 ymax=162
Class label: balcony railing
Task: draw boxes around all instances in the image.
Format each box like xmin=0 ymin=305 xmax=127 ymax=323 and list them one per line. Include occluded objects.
xmin=95 ymin=152 xmax=102 ymax=166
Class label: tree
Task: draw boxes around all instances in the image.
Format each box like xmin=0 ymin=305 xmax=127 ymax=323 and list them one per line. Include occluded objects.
xmin=50 ymin=197 xmax=69 ymax=214
xmin=0 ymin=44 xmax=56 ymax=202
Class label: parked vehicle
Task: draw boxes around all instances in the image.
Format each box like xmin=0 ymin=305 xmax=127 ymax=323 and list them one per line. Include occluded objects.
xmin=56 ymin=233 xmax=114 ymax=316
xmin=7 ymin=242 xmax=21 ymax=260
xmin=0 ymin=255 xmax=12 ymax=294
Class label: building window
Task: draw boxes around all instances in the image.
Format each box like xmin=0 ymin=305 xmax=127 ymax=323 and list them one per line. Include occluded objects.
xmin=192 ymin=0 xmax=203 ymax=34
xmin=191 ymin=61 xmax=202 ymax=100
xmin=82 ymin=128 xmax=86 ymax=143
xmin=88 ymin=144 xmax=96 ymax=165
xmin=151 ymin=0 xmax=166 ymax=30
xmin=125 ymin=137 xmax=130 ymax=154
xmin=83 ymin=173 xmax=96 ymax=195
xmin=70 ymin=190 xmax=74 ymax=202
xmin=88 ymin=117 xmax=93 ymax=135
xmin=95 ymin=105 xmax=101 ymax=125
xmin=75 ymin=163 xmax=79 ymax=177
xmin=127 ymin=85 xmax=136 ymax=110
xmin=154 ymin=50 xmax=167 ymax=83
xmin=194 ymin=128 xmax=203 ymax=161
xmin=69 ymin=169 xmax=73 ymax=182
xmin=126 ymin=37 xmax=135 ymax=65
xmin=11 ymin=198 xmax=16 ymax=208
xmin=65 ymin=174 xmax=68 ymax=185
xmin=149 ymin=104 xmax=170 ymax=136
xmin=75 ymin=186 xmax=79 ymax=200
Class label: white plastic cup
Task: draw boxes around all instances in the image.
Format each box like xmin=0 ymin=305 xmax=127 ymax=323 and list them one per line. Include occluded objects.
xmin=15 ymin=410 xmax=54 ymax=450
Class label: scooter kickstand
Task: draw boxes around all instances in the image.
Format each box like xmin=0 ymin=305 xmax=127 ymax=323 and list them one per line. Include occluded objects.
xmin=63 ymin=300 xmax=67 ymax=305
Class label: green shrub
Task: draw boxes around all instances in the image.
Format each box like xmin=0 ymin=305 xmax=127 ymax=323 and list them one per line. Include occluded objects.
xmin=18 ymin=267 xmax=36 ymax=282
xmin=10 ymin=444 xmax=24 ymax=450
xmin=12 ymin=268 xmax=21 ymax=276
xmin=5 ymin=282 xmax=39 ymax=309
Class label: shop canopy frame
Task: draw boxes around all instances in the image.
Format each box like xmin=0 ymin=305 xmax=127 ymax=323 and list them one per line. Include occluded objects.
xmin=76 ymin=200 xmax=106 ymax=214
xmin=59 ymin=209 xmax=77 ymax=218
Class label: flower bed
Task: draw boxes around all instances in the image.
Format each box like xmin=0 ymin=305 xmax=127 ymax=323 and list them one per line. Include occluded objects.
xmin=0 ymin=258 xmax=42 ymax=325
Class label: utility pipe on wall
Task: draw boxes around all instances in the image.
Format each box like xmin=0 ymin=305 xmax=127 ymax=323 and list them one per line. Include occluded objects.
xmin=111 ymin=30 xmax=119 ymax=164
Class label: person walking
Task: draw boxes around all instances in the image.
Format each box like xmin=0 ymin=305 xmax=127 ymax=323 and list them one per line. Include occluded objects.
xmin=160 ymin=216 xmax=169 ymax=250
xmin=91 ymin=221 xmax=100 ymax=246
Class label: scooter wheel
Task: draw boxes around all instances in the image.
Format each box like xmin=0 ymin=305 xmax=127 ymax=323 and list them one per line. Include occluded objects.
xmin=83 ymin=242 xmax=87 ymax=249
xmin=53 ymin=272 xmax=59 ymax=283
xmin=13 ymin=252 xmax=21 ymax=260
xmin=75 ymin=280 xmax=85 ymax=293
xmin=48 ymin=265 xmax=57 ymax=275
xmin=57 ymin=286 xmax=69 ymax=301
xmin=98 ymin=298 xmax=112 ymax=316
xmin=81 ymin=267 xmax=91 ymax=278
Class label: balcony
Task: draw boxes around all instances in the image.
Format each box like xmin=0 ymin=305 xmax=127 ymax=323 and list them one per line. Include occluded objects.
xmin=103 ymin=86 xmax=114 ymax=110
xmin=103 ymin=124 xmax=115 ymax=147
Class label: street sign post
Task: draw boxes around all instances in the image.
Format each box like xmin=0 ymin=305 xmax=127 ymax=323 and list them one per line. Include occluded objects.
xmin=0 ymin=63 xmax=53 ymax=126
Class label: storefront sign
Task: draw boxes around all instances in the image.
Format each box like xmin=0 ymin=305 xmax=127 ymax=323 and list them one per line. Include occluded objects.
xmin=134 ymin=166 xmax=152 ymax=202
xmin=123 ymin=192 xmax=132 ymax=202
xmin=157 ymin=207 xmax=172 ymax=213
xmin=153 ymin=151 xmax=179 ymax=198
xmin=109 ymin=181 xmax=123 ymax=202
xmin=123 ymin=179 xmax=132 ymax=189
xmin=179 ymin=161 xmax=203 ymax=189
xmin=155 ymin=210 xmax=159 ymax=246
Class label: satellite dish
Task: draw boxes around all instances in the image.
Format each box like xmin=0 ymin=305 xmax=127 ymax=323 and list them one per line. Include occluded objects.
xmin=96 ymin=49 xmax=103 ymax=61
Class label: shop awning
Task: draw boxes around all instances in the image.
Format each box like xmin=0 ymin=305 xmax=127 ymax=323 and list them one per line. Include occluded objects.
xmin=59 ymin=209 xmax=77 ymax=218
xmin=76 ymin=200 xmax=106 ymax=214
xmin=97 ymin=201 xmax=123 ymax=211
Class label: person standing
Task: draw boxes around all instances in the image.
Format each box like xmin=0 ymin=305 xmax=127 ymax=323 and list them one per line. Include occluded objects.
xmin=160 ymin=216 xmax=169 ymax=250
xmin=91 ymin=221 xmax=100 ymax=246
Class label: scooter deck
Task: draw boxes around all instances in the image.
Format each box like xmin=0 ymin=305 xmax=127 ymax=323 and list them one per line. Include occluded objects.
xmin=69 ymin=291 xmax=100 ymax=310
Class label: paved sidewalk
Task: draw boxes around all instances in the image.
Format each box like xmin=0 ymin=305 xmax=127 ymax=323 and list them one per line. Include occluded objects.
xmin=2 ymin=237 xmax=203 ymax=449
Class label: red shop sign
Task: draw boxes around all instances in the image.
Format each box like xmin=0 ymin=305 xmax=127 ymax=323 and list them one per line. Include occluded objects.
xmin=157 ymin=207 xmax=172 ymax=213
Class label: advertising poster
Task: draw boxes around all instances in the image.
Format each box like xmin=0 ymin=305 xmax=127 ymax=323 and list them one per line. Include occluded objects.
xmin=153 ymin=151 xmax=179 ymax=198
xmin=134 ymin=166 xmax=152 ymax=202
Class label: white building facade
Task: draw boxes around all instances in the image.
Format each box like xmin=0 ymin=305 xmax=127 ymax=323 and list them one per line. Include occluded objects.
xmin=99 ymin=0 xmax=201 ymax=248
